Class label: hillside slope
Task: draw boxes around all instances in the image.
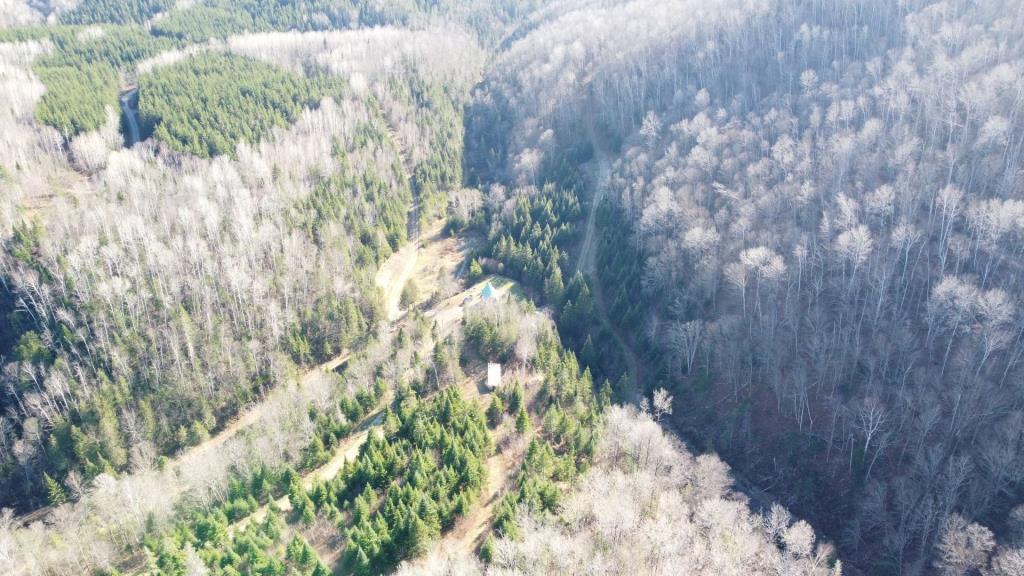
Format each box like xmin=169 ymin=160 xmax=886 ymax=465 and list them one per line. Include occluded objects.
xmin=464 ymin=0 xmax=1024 ymax=572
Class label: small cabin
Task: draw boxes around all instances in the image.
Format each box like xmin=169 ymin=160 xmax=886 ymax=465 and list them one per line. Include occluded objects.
xmin=481 ymin=282 xmax=496 ymax=300
xmin=487 ymin=363 xmax=502 ymax=390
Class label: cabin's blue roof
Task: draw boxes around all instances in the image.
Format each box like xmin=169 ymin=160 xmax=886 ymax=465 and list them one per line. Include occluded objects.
xmin=482 ymin=282 xmax=495 ymax=299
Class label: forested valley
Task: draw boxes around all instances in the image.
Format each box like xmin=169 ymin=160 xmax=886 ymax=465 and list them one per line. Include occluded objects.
xmin=1 ymin=1 xmax=1023 ymax=575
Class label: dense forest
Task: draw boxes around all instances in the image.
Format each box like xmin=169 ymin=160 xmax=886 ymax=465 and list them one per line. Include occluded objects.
xmin=399 ymin=404 xmax=842 ymax=575
xmin=60 ymin=0 xmax=175 ymax=25
xmin=137 ymin=52 xmax=341 ymax=158
xmin=0 ymin=17 xmax=478 ymax=517
xmin=2 ymin=0 xmax=1024 ymax=575
xmin=466 ymin=0 xmax=1024 ymax=573
xmin=0 ymin=25 xmax=175 ymax=137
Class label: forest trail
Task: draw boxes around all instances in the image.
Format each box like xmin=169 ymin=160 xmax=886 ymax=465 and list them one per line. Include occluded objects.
xmin=419 ymin=370 xmax=543 ymax=565
xmin=16 ymin=351 xmax=352 ymax=531
xmin=33 ymin=232 xmax=425 ymax=530
xmin=34 ymin=348 xmax=350 ymax=533
xmin=577 ymin=132 xmax=610 ymax=276
xmin=311 ymin=411 xmax=383 ymax=483
xmin=375 ymin=219 xmax=475 ymax=322
xmin=379 ymin=110 xmax=420 ymax=240
xmin=115 ymin=225 xmax=508 ymax=574
xmin=120 ymin=228 xmax=523 ymax=574
xmin=376 ymin=237 xmax=420 ymax=322
xmin=120 ymin=87 xmax=141 ymax=147
xmin=376 ymin=223 xmax=433 ymax=322
xmin=222 ymin=243 xmax=510 ymax=542
xmin=173 ymin=351 xmax=350 ymax=475
xmin=577 ymin=105 xmax=776 ymax=517
xmin=576 ymin=99 xmax=773 ymax=517
xmin=226 ymin=409 xmax=385 ymax=537
xmin=446 ymin=450 xmax=511 ymax=555
xmin=580 ymin=97 xmax=643 ymax=402
xmin=223 ymin=373 xmax=498 ymax=556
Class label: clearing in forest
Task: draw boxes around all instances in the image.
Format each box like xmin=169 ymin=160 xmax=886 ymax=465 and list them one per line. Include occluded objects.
xmin=375 ymin=220 xmax=474 ymax=321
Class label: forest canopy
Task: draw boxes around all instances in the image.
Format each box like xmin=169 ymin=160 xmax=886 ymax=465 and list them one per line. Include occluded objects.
xmin=3 ymin=0 xmax=1024 ymax=575
xmin=138 ymin=52 xmax=341 ymax=157
xmin=465 ymin=0 xmax=1024 ymax=573
xmin=34 ymin=63 xmax=119 ymax=137
xmin=1 ymin=25 xmax=176 ymax=136
xmin=151 ymin=0 xmax=418 ymax=42
xmin=60 ymin=0 xmax=176 ymax=25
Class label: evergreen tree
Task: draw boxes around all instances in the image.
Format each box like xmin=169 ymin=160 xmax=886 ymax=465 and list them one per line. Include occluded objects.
xmin=486 ymin=395 xmax=505 ymax=428
xmin=194 ymin=512 xmax=227 ymax=547
xmin=354 ymin=546 xmax=371 ymax=575
xmin=468 ymin=259 xmax=484 ymax=282
xmin=407 ymin=515 xmax=432 ymax=557
xmin=599 ymin=379 xmax=614 ymax=410
xmin=516 ymin=406 xmax=531 ymax=435
xmin=508 ymin=381 xmax=524 ymax=414
xmin=303 ymin=434 xmax=327 ymax=468
xmin=480 ymin=534 xmax=496 ymax=563
xmin=301 ymin=504 xmax=316 ymax=525
xmin=580 ymin=335 xmax=597 ymax=368
xmin=353 ymin=485 xmax=374 ymax=523
xmin=43 ymin=473 xmax=67 ymax=506
xmin=155 ymin=540 xmax=188 ymax=576
xmin=544 ymin=265 xmax=565 ymax=305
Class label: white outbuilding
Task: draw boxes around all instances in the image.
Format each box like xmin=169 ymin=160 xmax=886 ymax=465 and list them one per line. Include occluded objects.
xmin=487 ymin=363 xmax=502 ymax=390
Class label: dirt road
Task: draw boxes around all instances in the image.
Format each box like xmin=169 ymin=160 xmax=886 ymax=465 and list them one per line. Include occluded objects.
xmin=445 ymin=450 xmax=511 ymax=554
xmin=227 ymin=409 xmax=385 ymax=536
xmin=173 ymin=352 xmax=350 ymax=476
xmin=119 ymin=226 xmax=514 ymax=574
xmin=579 ymin=99 xmax=643 ymax=402
xmin=120 ymin=87 xmax=141 ymax=147
xmin=376 ymin=236 xmax=422 ymax=322
xmin=577 ymin=143 xmax=610 ymax=275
